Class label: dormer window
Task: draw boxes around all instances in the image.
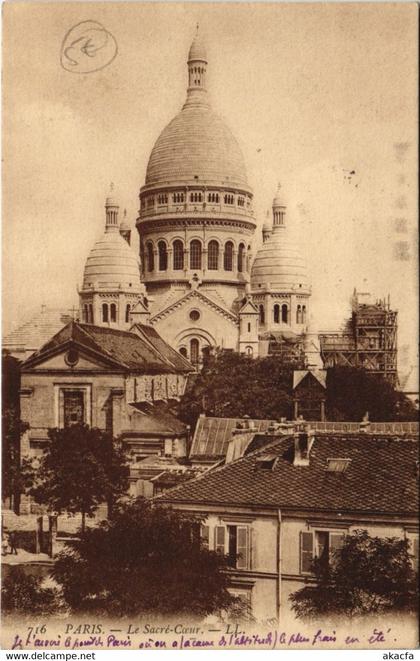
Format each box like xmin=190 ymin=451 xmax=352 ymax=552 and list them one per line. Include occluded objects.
xmin=255 ymin=453 xmax=277 ymax=470
xmin=326 ymin=458 xmax=352 ymax=473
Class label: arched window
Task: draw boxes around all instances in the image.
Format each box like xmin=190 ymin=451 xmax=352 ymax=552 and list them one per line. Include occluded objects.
xmin=82 ymin=305 xmax=88 ymax=323
xmin=190 ymin=338 xmax=199 ymax=366
xmin=110 ymin=303 xmax=117 ymax=323
xmin=158 ymin=241 xmax=168 ymax=271
xmin=173 ymin=240 xmax=184 ymax=270
xmin=302 ymin=305 xmax=307 ymax=323
xmin=208 ymin=241 xmax=219 ymax=270
xmin=179 ymin=347 xmax=188 ymax=358
xmin=146 ymin=242 xmax=154 ymax=272
xmin=296 ymin=305 xmax=302 ymax=324
xmin=245 ymin=346 xmax=253 ymax=357
xmin=224 ymin=241 xmax=233 ymax=271
xmin=125 ymin=304 xmax=131 ymax=323
xmin=238 ymin=244 xmax=245 ymax=272
xmin=274 ymin=304 xmax=280 ymax=323
xmin=281 ymin=304 xmax=288 ymax=324
xmin=88 ymin=304 xmax=94 ymax=324
xmin=190 ymin=240 xmax=202 ymax=269
xmin=102 ymin=303 xmax=109 ymax=323
xmin=259 ymin=304 xmax=265 ymax=325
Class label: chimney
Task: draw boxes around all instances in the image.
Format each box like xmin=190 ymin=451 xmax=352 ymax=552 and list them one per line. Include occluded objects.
xmin=360 ymin=411 xmax=370 ymax=433
xmin=293 ymin=424 xmax=315 ymax=466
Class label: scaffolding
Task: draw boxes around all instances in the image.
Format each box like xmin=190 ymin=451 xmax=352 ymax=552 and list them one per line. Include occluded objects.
xmin=319 ymin=290 xmax=398 ymax=386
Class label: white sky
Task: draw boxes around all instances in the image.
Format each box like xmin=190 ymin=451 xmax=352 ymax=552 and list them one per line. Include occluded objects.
xmin=2 ymin=2 xmax=418 ymax=375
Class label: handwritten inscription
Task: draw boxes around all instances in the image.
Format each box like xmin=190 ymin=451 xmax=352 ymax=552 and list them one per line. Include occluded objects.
xmin=9 ymin=624 xmax=398 ymax=650
xmin=60 ymin=21 xmax=117 ymax=74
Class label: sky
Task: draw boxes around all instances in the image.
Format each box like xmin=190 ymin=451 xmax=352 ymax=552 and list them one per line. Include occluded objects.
xmin=2 ymin=2 xmax=418 ymax=377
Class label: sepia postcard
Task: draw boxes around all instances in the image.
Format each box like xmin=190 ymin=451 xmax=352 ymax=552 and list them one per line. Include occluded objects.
xmin=1 ymin=1 xmax=418 ymax=653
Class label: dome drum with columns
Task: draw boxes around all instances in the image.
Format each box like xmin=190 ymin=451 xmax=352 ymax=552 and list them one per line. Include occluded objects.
xmin=136 ymin=29 xmax=256 ymax=318
xmin=78 ymin=32 xmax=315 ymax=368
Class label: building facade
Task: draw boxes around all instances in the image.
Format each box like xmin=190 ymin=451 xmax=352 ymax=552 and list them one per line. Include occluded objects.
xmin=159 ymin=426 xmax=419 ymax=622
xmin=18 ymin=320 xmax=194 ymax=512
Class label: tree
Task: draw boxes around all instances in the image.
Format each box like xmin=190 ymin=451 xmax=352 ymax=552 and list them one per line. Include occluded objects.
xmin=289 ymin=530 xmax=418 ymax=618
xmin=178 ymin=350 xmax=293 ymax=430
xmin=27 ymin=424 xmax=129 ymax=533
xmin=2 ymin=353 xmax=28 ymax=512
xmin=1 ymin=566 xmax=59 ymax=616
xmin=326 ymin=367 xmax=417 ymax=421
xmin=52 ymin=498 xmax=236 ymax=617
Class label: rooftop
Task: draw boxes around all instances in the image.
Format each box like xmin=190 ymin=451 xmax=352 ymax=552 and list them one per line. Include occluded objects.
xmin=158 ymin=433 xmax=419 ymax=515
xmin=22 ymin=321 xmax=193 ymax=374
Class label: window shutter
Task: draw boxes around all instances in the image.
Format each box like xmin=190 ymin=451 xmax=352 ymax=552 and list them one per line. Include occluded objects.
xmin=201 ymin=525 xmax=210 ymax=551
xmin=412 ymin=538 xmax=419 ymax=572
xmin=330 ymin=532 xmax=344 ymax=552
xmin=215 ymin=526 xmax=226 ymax=554
xmin=300 ymin=531 xmax=314 ymax=574
xmin=236 ymin=526 xmax=249 ymax=569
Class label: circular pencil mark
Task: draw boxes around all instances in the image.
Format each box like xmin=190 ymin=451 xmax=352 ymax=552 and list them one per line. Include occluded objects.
xmin=60 ymin=20 xmax=118 ymax=74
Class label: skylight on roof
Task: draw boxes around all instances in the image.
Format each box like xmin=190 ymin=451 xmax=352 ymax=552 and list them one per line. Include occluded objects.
xmin=326 ymin=458 xmax=352 ymax=473
xmin=256 ymin=453 xmax=278 ymax=470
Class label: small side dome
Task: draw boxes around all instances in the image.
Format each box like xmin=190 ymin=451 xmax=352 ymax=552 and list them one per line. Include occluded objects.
xmin=82 ymin=232 xmax=142 ymax=293
xmin=250 ymin=233 xmax=310 ymax=293
xmin=81 ymin=193 xmax=142 ymax=293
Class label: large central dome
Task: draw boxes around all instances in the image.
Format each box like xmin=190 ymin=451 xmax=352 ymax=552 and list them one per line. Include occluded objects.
xmin=143 ymin=32 xmax=249 ymax=191
xmin=145 ymin=105 xmax=248 ymax=189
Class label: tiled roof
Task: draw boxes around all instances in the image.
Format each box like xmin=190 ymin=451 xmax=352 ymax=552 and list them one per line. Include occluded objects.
xmin=190 ymin=416 xmax=277 ymax=458
xmin=190 ymin=416 xmax=419 ymax=460
xmin=22 ymin=322 xmax=189 ymax=374
xmin=127 ymin=402 xmax=188 ymax=435
xmin=131 ymin=324 xmax=192 ymax=373
xmin=159 ymin=433 xmax=419 ymax=515
xmin=3 ymin=308 xmax=75 ymax=356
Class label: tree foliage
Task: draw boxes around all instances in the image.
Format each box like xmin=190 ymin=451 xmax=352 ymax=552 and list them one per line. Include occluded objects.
xmin=178 ymin=350 xmax=293 ymax=429
xmin=290 ymin=530 xmax=418 ymax=618
xmin=326 ymin=367 xmax=417 ymax=422
xmin=26 ymin=424 xmax=129 ymax=531
xmin=1 ymin=354 xmax=28 ymax=508
xmin=178 ymin=351 xmax=416 ymax=431
xmin=52 ymin=498 xmax=236 ymax=617
xmin=1 ymin=566 xmax=59 ymax=616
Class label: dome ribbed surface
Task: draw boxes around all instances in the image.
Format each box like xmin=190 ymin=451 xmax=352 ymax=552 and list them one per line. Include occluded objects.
xmin=82 ymin=231 xmax=142 ymax=292
xmin=188 ymin=35 xmax=207 ymax=62
xmin=145 ymin=104 xmax=249 ymax=188
xmin=251 ymin=228 xmax=310 ymax=292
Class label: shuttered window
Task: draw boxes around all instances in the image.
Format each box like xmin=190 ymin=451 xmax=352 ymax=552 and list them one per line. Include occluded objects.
xmin=236 ymin=526 xmax=249 ymax=569
xmin=300 ymin=531 xmax=314 ymax=574
xmin=215 ymin=526 xmax=226 ymax=554
xmin=329 ymin=532 xmax=344 ymax=561
xmin=201 ymin=525 xmax=210 ymax=551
